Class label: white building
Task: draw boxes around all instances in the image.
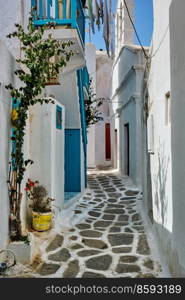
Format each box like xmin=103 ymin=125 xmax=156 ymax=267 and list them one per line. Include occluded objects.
xmin=115 ymin=0 xmax=134 ymax=56
xmin=0 ymin=43 xmax=16 ymax=250
xmin=0 ymin=0 xmax=88 ymax=251
xmin=145 ymin=0 xmax=173 ymax=274
xmin=170 ymin=0 xmax=185 ymax=277
xmin=112 ymin=0 xmax=148 ymax=189
xmin=86 ymin=44 xmax=114 ymax=170
xmin=112 ymin=44 xmax=148 ymax=188
xmin=143 ymin=0 xmax=185 ymax=276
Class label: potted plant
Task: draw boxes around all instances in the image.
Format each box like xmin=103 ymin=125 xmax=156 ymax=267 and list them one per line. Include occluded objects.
xmin=25 ymin=179 xmax=55 ymax=232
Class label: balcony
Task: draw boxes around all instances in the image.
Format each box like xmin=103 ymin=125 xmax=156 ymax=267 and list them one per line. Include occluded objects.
xmin=31 ymin=0 xmax=86 ymax=73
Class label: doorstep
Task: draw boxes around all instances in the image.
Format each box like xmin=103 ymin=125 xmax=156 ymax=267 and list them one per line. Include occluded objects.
xmin=64 ymin=190 xmax=86 ymax=209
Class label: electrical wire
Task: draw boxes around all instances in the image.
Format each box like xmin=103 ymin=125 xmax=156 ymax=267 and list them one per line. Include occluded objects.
xmin=123 ymin=0 xmax=149 ymax=60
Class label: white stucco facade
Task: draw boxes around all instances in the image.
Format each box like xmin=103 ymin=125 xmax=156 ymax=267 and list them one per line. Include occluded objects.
xmin=146 ymin=0 xmax=174 ymax=274
xmin=95 ymin=51 xmax=114 ymax=169
xmin=45 ymin=71 xmax=86 ymax=194
xmin=86 ymin=45 xmax=114 ymax=170
xmin=0 ymin=0 xmax=30 ymax=58
xmin=0 ymin=42 xmax=15 ymax=249
xmin=115 ymin=0 xmax=134 ymax=56
xmin=0 ymin=0 xmax=87 ymax=250
xmin=29 ymin=101 xmax=65 ymax=215
xmin=85 ymin=44 xmax=96 ymax=168
xmin=168 ymin=0 xmax=185 ymax=276
xmin=112 ymin=45 xmax=147 ymax=188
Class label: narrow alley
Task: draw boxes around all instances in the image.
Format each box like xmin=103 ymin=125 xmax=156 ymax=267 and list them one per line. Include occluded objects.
xmin=2 ymin=0 xmax=185 ymax=291
xmin=7 ymin=170 xmax=169 ymax=278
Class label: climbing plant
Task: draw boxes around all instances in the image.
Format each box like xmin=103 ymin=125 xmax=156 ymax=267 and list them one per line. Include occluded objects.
xmin=85 ymin=78 xmax=103 ymax=128
xmin=6 ymin=13 xmax=74 ymax=240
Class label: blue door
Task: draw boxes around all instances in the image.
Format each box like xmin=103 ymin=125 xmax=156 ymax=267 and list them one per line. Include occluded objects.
xmin=65 ymin=129 xmax=81 ymax=192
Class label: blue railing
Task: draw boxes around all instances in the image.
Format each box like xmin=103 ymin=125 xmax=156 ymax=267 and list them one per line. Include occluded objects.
xmin=31 ymin=0 xmax=85 ymax=43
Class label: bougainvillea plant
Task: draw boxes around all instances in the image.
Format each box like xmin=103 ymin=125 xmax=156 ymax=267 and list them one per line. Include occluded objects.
xmin=6 ymin=11 xmax=73 ymax=240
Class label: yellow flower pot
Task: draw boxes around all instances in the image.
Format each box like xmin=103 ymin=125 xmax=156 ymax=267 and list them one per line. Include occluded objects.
xmin=11 ymin=108 xmax=19 ymax=127
xmin=32 ymin=211 xmax=52 ymax=232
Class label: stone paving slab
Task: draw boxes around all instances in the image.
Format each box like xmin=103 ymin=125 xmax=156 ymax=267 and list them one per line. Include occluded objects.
xmin=5 ymin=171 xmax=166 ymax=278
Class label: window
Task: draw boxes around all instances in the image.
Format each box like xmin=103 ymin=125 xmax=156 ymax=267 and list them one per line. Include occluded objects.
xmin=56 ymin=105 xmax=62 ymax=130
xmin=147 ymin=114 xmax=154 ymax=154
xmin=165 ymin=91 xmax=171 ymax=125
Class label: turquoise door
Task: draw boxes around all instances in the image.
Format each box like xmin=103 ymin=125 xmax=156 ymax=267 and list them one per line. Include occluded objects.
xmin=64 ymin=129 xmax=81 ymax=192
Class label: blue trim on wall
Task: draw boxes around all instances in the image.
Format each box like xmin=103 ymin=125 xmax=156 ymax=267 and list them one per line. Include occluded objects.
xmin=77 ymin=70 xmax=87 ymax=151
xmin=77 ymin=69 xmax=87 ymax=187
xmin=47 ymin=0 xmax=51 ymax=19
xmin=64 ymin=129 xmax=81 ymax=192
xmin=55 ymin=0 xmax=59 ymax=19
xmin=39 ymin=0 xmax=43 ymax=19
xmin=82 ymin=66 xmax=90 ymax=91
xmin=56 ymin=105 xmax=62 ymax=129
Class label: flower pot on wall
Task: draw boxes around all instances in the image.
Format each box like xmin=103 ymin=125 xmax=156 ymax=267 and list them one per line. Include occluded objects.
xmin=32 ymin=211 xmax=52 ymax=232
xmin=26 ymin=179 xmax=55 ymax=231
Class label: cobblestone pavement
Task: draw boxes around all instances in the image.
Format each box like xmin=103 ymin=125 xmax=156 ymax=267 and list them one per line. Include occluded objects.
xmin=5 ymin=171 xmax=168 ymax=278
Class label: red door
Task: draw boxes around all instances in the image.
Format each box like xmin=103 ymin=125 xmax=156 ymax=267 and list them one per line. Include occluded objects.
xmin=105 ymin=123 xmax=111 ymax=160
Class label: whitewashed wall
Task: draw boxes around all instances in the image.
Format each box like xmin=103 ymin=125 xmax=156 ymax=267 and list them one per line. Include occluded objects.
xmin=115 ymin=0 xmax=134 ymax=55
xmin=0 ymin=1 xmax=85 ymax=248
xmin=45 ymin=72 xmax=81 ymax=129
xmin=85 ymin=47 xmax=114 ymax=169
xmin=29 ymin=101 xmax=65 ymax=216
xmin=95 ymin=51 xmax=114 ymax=169
xmin=112 ymin=46 xmax=146 ymax=187
xmin=85 ymin=44 xmax=96 ymax=168
xmin=169 ymin=0 xmax=185 ymax=276
xmin=45 ymin=71 xmax=85 ymax=193
xmin=0 ymin=0 xmax=30 ymax=59
xmin=0 ymin=42 xmax=15 ymax=249
xmin=147 ymin=0 xmax=174 ymax=274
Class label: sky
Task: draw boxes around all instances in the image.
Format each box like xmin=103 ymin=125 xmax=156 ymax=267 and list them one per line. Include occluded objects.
xmin=86 ymin=0 xmax=154 ymax=49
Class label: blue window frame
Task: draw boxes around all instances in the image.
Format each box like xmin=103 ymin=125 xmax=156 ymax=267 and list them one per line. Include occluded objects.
xmin=56 ymin=105 xmax=62 ymax=129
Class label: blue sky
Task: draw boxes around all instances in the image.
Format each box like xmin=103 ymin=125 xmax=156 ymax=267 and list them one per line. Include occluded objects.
xmin=86 ymin=0 xmax=153 ymax=49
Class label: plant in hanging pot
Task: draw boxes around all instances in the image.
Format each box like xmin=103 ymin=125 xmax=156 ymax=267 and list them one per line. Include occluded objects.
xmin=25 ymin=179 xmax=55 ymax=232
